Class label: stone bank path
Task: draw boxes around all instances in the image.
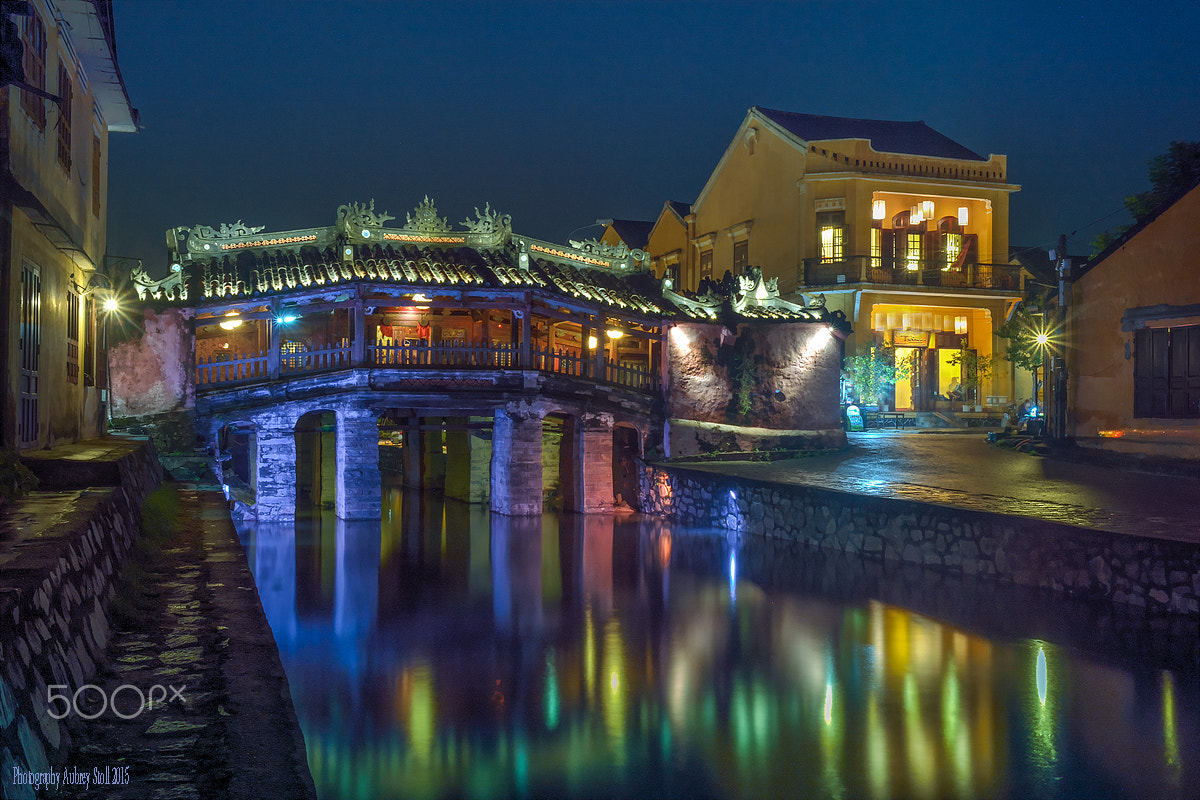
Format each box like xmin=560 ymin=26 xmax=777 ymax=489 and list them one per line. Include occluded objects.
xmin=63 ymin=487 xmax=315 ymax=800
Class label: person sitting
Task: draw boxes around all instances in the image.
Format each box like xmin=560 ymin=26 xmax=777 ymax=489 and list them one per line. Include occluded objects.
xmin=947 ymin=379 xmax=963 ymax=401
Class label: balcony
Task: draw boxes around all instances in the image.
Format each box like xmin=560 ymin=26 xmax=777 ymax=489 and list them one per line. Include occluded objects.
xmin=803 ymin=256 xmax=1022 ymax=292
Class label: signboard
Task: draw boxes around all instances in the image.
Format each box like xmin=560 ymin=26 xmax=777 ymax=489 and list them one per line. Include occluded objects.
xmin=845 ymin=404 xmax=864 ymax=432
xmin=893 ymin=331 xmax=933 ymax=347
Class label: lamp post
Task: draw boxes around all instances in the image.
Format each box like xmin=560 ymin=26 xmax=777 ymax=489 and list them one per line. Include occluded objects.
xmin=102 ymin=295 xmax=118 ymax=426
xmin=566 ymin=218 xmax=614 ymax=243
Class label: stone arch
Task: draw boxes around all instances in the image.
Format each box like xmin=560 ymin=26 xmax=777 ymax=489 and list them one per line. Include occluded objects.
xmin=295 ymin=409 xmax=337 ymax=511
xmin=612 ymin=421 xmax=642 ymax=510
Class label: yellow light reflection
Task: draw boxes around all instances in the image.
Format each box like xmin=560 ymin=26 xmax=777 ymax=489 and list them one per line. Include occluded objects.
xmin=602 ymin=617 xmax=627 ymax=761
xmin=1162 ymin=670 xmax=1180 ymax=786
xmin=584 ymin=604 xmax=596 ymax=703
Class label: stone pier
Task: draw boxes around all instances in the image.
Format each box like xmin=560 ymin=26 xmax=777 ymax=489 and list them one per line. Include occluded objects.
xmin=490 ymin=405 xmax=544 ymax=516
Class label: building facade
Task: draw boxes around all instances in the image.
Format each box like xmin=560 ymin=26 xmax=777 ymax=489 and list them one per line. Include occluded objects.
xmin=1069 ymin=181 xmax=1200 ymax=459
xmin=645 ymin=107 xmax=1027 ymax=412
xmin=1 ymin=0 xmax=137 ymax=449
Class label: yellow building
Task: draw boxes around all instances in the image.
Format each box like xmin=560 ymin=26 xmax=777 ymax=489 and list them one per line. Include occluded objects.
xmin=651 ymin=107 xmax=1026 ymax=411
xmin=1 ymin=0 xmax=137 ymax=449
xmin=1069 ymin=181 xmax=1200 ymax=459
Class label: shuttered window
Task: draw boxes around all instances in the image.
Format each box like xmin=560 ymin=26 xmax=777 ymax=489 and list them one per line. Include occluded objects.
xmin=1134 ymin=324 xmax=1200 ymax=418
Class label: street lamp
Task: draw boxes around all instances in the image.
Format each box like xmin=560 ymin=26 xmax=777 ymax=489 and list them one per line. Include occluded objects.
xmin=102 ymin=294 xmax=119 ymax=426
xmin=566 ymin=218 xmax=614 ymax=243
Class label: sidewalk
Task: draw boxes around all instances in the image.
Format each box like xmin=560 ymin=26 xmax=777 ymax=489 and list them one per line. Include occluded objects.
xmin=60 ymin=484 xmax=315 ymax=800
xmin=682 ymin=430 xmax=1200 ymax=544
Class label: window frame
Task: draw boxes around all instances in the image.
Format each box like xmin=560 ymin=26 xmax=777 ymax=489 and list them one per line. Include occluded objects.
xmin=21 ymin=10 xmax=47 ymax=130
xmin=57 ymin=62 xmax=73 ymax=173
xmin=1134 ymin=324 xmax=1200 ymax=418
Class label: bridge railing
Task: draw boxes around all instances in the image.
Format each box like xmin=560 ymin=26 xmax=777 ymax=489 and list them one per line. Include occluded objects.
xmin=369 ymin=340 xmax=517 ymax=367
xmin=197 ymin=341 xmax=659 ymax=394
xmin=281 ymin=343 xmax=351 ymax=375
xmin=605 ymin=359 xmax=657 ymax=392
xmin=531 ymin=346 xmax=589 ymax=378
xmin=196 ymin=351 xmax=268 ymax=385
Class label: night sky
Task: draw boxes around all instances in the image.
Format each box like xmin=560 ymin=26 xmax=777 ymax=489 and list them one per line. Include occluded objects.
xmin=106 ymin=0 xmax=1200 ymax=274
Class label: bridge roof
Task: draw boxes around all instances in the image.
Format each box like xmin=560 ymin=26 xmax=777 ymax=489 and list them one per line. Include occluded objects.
xmin=132 ymin=200 xmax=845 ymax=328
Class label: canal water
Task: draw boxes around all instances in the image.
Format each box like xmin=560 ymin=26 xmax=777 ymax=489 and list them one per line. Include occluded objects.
xmin=236 ymin=482 xmax=1199 ymax=800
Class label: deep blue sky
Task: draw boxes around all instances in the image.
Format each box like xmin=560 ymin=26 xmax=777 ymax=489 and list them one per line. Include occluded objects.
xmin=107 ymin=0 xmax=1200 ymax=272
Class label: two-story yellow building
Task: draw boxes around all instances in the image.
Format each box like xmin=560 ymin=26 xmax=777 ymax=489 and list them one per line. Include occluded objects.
xmin=1 ymin=0 xmax=137 ymax=449
xmin=637 ymin=107 xmax=1026 ymax=412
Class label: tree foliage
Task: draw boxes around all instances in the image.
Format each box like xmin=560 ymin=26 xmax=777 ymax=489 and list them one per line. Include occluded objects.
xmin=843 ymin=346 xmax=912 ymax=406
xmin=948 ymin=348 xmax=994 ymax=404
xmin=995 ymin=289 xmax=1056 ymax=377
xmin=1092 ymin=140 xmax=1200 ymax=255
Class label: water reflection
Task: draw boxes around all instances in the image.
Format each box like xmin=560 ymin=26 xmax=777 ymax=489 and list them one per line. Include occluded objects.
xmin=238 ymin=486 xmax=1199 ymax=800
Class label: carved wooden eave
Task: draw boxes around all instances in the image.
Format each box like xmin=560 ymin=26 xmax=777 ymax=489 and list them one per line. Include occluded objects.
xmin=663 ymin=265 xmax=850 ymax=329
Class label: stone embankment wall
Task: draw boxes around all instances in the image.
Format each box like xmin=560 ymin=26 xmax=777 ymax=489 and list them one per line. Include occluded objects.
xmin=639 ymin=464 xmax=1200 ymax=617
xmin=0 ymin=441 xmax=161 ymax=797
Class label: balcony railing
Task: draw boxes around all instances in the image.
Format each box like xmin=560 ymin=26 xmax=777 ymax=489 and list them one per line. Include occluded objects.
xmin=196 ymin=340 xmax=658 ymax=394
xmin=803 ymin=256 xmax=1021 ymax=291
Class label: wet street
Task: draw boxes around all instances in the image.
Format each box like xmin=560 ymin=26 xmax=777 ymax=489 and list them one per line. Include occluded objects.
xmin=685 ymin=432 xmax=1200 ymax=543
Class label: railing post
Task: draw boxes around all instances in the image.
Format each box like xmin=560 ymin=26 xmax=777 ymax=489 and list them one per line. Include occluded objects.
xmin=519 ymin=294 xmax=531 ymax=368
xmin=351 ymin=296 xmax=365 ymax=366
xmin=268 ymin=300 xmax=281 ymax=380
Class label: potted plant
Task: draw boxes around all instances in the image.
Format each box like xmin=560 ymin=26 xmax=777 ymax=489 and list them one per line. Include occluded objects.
xmin=949 ymin=347 xmax=994 ymax=411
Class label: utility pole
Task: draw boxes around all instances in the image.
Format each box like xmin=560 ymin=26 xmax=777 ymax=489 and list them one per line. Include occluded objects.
xmin=1052 ymin=234 xmax=1071 ymax=440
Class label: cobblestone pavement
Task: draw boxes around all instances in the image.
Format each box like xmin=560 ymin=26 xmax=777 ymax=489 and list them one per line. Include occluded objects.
xmin=688 ymin=431 xmax=1200 ymax=543
xmin=60 ymin=487 xmax=314 ymax=800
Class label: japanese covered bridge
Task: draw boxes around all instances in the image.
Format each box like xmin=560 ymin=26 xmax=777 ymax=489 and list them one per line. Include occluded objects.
xmin=123 ymin=199 xmax=848 ymax=520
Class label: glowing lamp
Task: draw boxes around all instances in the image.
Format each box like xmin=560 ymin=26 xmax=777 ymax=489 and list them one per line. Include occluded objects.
xmin=910 ymin=205 xmax=921 ymax=223
xmin=872 ymin=199 xmax=886 ymax=220
xmin=902 ymin=312 xmax=913 ymax=329
xmin=958 ymin=206 xmax=969 ymax=225
xmin=921 ymin=200 xmax=935 ymax=220
xmin=219 ymin=311 xmax=243 ymax=330
xmin=1035 ymin=332 xmax=1050 ymax=346
xmin=103 ymin=297 xmax=118 ymax=313
xmin=954 ymin=315 xmax=968 ymax=335
xmin=412 ymin=293 xmax=430 ymax=303
xmin=605 ymin=329 xmax=623 ymax=339
xmin=933 ymin=314 xmax=944 ymax=331
xmin=670 ymin=327 xmax=690 ymax=347
xmin=170 ymin=263 xmax=182 ymax=272
xmin=588 ymin=336 xmax=598 ymax=349
xmin=873 ymin=313 xmax=885 ymax=332
xmin=921 ymin=312 xmax=934 ymax=330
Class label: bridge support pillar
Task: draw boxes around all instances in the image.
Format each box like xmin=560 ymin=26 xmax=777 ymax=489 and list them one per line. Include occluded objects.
xmin=335 ymin=408 xmax=381 ymax=520
xmin=402 ymin=420 xmax=422 ymax=488
xmin=445 ymin=417 xmax=471 ymax=502
xmin=490 ymin=406 xmax=543 ymax=516
xmin=255 ymin=425 xmax=297 ymax=521
xmin=578 ymin=413 xmax=615 ymax=514
xmin=422 ymin=417 xmax=446 ymax=491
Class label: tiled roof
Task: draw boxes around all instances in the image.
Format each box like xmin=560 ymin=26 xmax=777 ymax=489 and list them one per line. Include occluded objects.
xmin=609 ymin=219 xmax=654 ymax=250
xmin=755 ymin=107 xmax=986 ymax=162
xmin=185 ymin=243 xmax=669 ymax=317
xmin=667 ymin=201 xmax=691 ymax=221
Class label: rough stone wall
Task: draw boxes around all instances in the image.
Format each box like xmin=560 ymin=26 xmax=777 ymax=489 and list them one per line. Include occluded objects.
xmin=490 ymin=405 xmax=543 ymax=516
xmin=109 ymin=308 xmax=195 ymax=419
xmin=0 ymin=443 xmax=162 ymax=797
xmin=639 ymin=464 xmax=1200 ymax=617
xmin=666 ymin=320 xmax=845 ymax=457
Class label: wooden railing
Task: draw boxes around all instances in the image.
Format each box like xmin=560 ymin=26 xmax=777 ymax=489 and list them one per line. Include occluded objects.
xmin=369 ymin=340 xmax=517 ymax=367
xmin=196 ymin=351 xmax=269 ymax=385
xmin=198 ymin=340 xmax=659 ymax=393
xmin=281 ymin=343 xmax=351 ymax=374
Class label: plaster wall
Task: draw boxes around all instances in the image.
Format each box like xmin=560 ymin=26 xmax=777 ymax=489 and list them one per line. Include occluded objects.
xmin=3 ymin=210 xmax=106 ymax=447
xmin=1070 ymin=185 xmax=1200 ymax=456
xmin=109 ymin=308 xmax=195 ymax=418
xmin=665 ymin=319 xmax=844 ymax=456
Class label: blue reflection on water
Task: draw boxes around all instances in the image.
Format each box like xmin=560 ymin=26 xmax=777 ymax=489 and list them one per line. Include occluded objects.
xmin=237 ymin=487 xmax=1200 ymax=800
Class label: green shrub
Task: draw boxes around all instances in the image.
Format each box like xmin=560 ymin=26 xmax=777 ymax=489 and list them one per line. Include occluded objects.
xmin=0 ymin=448 xmax=38 ymax=504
